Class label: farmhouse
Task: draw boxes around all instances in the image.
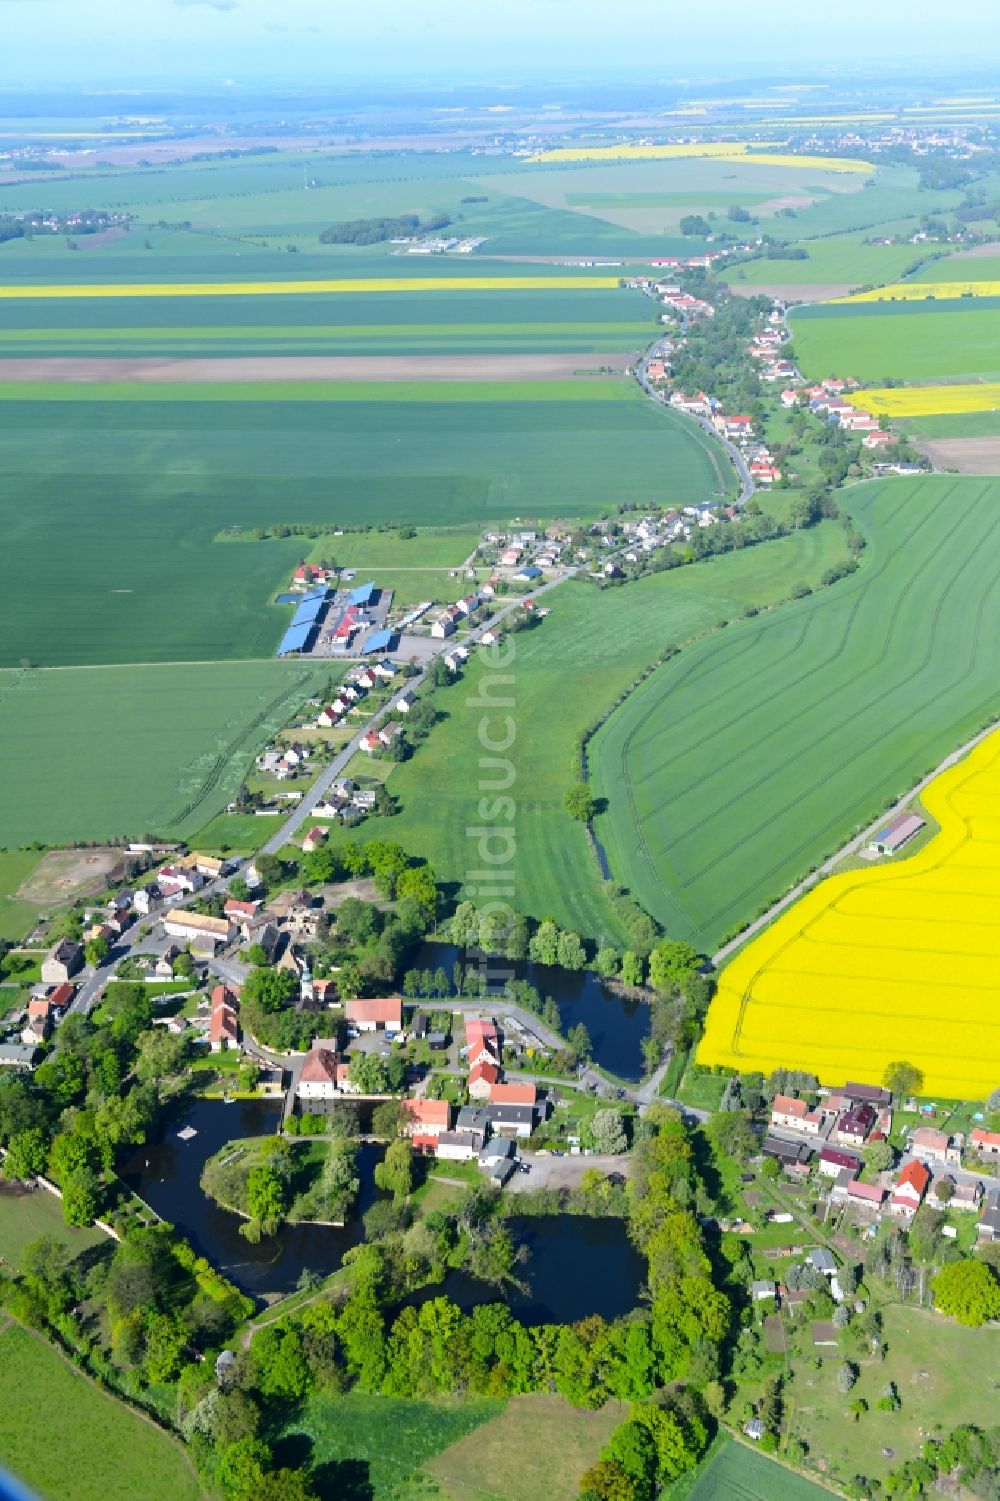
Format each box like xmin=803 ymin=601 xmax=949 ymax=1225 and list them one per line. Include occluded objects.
xmin=345 ymin=997 xmax=402 ymax=1033
xmin=846 ymin=1179 xmax=886 ymax=1211
xmin=41 ymin=939 xmax=84 ymax=985
xmin=297 ymin=1042 xmax=340 ymax=1101
xmin=162 ymin=910 xmax=232 ymax=950
xmin=769 ymin=1095 xmax=822 ymax=1133
xmin=891 ymin=1159 xmax=930 ymax=1218
xmin=928 ymin=1175 xmax=982 ymax=1212
xmin=489 ymin=1081 xmax=538 ymax=1108
xmin=436 ymin=1130 xmax=484 ymax=1162
xmin=819 ymin=1146 xmax=861 ymax=1179
xmin=468 ymin=1061 xmax=501 ymax=1100
xmin=910 ymin=1126 xmax=960 ymax=1167
xmin=971 ymin=1127 xmax=1000 ymax=1160
xmin=868 ymin=813 xmax=925 ymax=855
xmin=835 ymin=1102 xmax=876 ymax=1147
xmin=485 ymin=1101 xmax=535 ymax=1138
xmin=843 ymin=1082 xmax=892 ymax=1109
xmin=403 ymin=1098 xmax=451 ymax=1137
xmin=209 ymin=985 xmax=240 ymax=1052
xmin=465 ymin=1017 xmax=501 ymax=1068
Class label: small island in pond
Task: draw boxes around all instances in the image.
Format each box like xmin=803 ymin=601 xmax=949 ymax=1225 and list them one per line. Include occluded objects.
xmin=200 ymin=1134 xmax=360 ymax=1242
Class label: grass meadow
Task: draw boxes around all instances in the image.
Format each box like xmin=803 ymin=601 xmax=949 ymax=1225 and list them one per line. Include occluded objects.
xmin=323 ymin=522 xmax=850 ymax=944
xmin=723 ymin=230 xmax=926 ymax=289
xmin=0 ymin=1183 xmax=106 ymax=1270
xmin=0 ymin=850 xmax=46 ymax=943
xmin=0 ymin=661 xmax=326 ymax=846
xmin=0 ymin=388 xmax=719 ymax=668
xmin=0 ymin=1322 xmax=201 ymax=1501
xmin=277 ymin=1390 xmax=503 ymax=1501
xmin=791 ymin=298 xmax=1000 ymax=384
xmin=589 ymin=476 xmax=1000 ymax=953
xmin=701 ymin=726 xmax=1000 ymax=1097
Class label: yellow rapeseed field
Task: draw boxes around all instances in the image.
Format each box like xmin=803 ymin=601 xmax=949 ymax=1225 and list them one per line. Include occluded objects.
xmin=528 ymin=144 xmax=873 ymax=173
xmin=0 ymin=276 xmax=622 ymax=300
xmin=698 ymin=729 xmax=1000 ymax=1098
xmin=835 ymin=281 xmax=1000 ymax=303
xmin=847 ymin=384 xmax=1000 ymax=417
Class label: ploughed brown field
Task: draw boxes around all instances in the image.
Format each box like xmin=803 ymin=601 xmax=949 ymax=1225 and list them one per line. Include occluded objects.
xmin=914 ymin=436 xmax=1000 ymax=473
xmin=728 ymin=282 xmax=854 ymax=303
xmin=0 ymin=353 xmax=633 ymax=383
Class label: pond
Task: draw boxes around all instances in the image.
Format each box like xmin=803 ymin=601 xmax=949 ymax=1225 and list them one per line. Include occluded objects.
xmin=121 ymin=1098 xmax=384 ymax=1301
xmin=399 ymin=1214 xmax=645 ymax=1326
xmin=409 ymin=942 xmax=650 ymax=1082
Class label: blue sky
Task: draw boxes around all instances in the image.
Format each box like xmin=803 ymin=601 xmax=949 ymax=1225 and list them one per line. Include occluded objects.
xmin=0 ymin=0 xmax=998 ymax=85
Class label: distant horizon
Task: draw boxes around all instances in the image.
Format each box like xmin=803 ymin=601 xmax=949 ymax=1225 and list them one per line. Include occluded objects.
xmin=1 ymin=0 xmax=999 ymax=90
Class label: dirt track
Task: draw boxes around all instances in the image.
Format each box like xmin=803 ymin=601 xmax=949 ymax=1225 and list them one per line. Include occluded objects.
xmin=0 ymin=353 xmax=633 ymax=383
xmin=915 ymin=436 xmax=1000 ymax=473
xmin=727 ymin=282 xmax=852 ymax=303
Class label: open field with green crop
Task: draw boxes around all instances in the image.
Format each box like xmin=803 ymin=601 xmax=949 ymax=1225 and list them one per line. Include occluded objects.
xmin=0 ymin=1183 xmax=106 ymax=1270
xmin=322 ymin=522 xmax=850 ymax=943
xmin=0 ymin=1321 xmax=202 ymax=1501
xmin=427 ymin=1393 xmax=627 ymax=1501
xmin=897 ymin=409 xmax=1000 ymax=439
xmin=590 ymin=476 xmax=1000 ymax=952
xmin=302 ymin=525 xmax=480 ymax=570
xmin=278 ymin=1390 xmax=503 ymax=1501
xmin=911 ymin=251 xmax=1000 ymax=281
xmin=792 ymin=298 xmax=1000 ymax=383
xmin=724 ymin=230 xmax=928 ymax=290
xmin=783 ymin=1305 xmax=1000 ymax=1488
xmin=677 ymin=1440 xmax=831 ymax=1501
xmin=0 ymin=287 xmax=656 ymax=359
xmin=0 ymin=661 xmax=325 ymax=846
xmin=0 ymin=388 xmax=718 ymax=668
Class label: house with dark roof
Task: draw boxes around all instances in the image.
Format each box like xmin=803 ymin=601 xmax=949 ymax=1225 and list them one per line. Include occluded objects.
xmin=819 ymin=1146 xmax=861 ymax=1179
xmin=485 ymin=1101 xmax=535 ymax=1138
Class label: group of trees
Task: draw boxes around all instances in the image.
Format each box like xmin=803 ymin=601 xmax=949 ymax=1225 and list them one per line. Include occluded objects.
xmin=319 ymin=211 xmax=451 ymax=245
xmin=0 ymin=981 xmax=191 ymax=1229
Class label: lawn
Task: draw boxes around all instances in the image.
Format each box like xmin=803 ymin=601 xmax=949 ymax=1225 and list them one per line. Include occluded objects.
xmin=0 ymin=388 xmax=718 ymax=668
xmin=791 ymin=298 xmax=1000 ymax=384
xmin=0 ymin=660 xmax=325 ymax=846
xmin=784 ymin=1305 xmax=1000 ymax=1489
xmin=0 ymin=1321 xmax=202 ymax=1501
xmin=676 ymin=1438 xmax=831 ymax=1501
xmin=897 ymin=409 xmax=1000 ymax=439
xmin=590 ymin=476 xmax=1000 ymax=954
xmin=426 ymin=1392 xmax=627 ymax=1501
xmin=0 ymin=849 xmax=46 ymax=943
xmin=0 ymin=1184 xmax=106 ymax=1270
xmin=305 ymin=526 xmax=481 ymax=571
xmin=277 ymin=1390 xmax=504 ymax=1501
xmin=323 ymin=520 xmax=850 ymax=943
xmin=701 ymin=725 xmax=1000 ymax=1097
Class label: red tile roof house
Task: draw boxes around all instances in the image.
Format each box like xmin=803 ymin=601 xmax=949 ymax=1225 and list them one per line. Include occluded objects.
xmin=46 ymin=982 xmax=76 ymax=1014
xmin=297 ymin=1043 xmax=340 ymax=1101
xmin=360 ymin=730 xmax=382 ymax=754
xmin=465 ymin=1018 xmax=501 ymax=1068
xmin=891 ymin=1159 xmax=930 ymax=1218
xmin=468 ymin=1061 xmax=501 ymax=1100
xmin=302 ymin=826 xmax=327 ymax=854
xmin=489 ymin=1081 xmax=538 ymax=1107
xmin=403 ymin=1098 xmax=451 ymax=1138
xmin=209 ymin=984 xmax=240 ymax=1052
xmin=770 ymin=1095 xmax=822 ymax=1134
xmin=971 ymin=1128 xmax=1000 ymax=1160
xmin=846 ymin=1179 xmax=886 ymax=1212
xmin=345 ymin=997 xmax=403 ymax=1034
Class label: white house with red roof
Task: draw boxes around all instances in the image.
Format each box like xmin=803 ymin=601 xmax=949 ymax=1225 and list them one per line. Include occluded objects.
xmin=297 ymin=1041 xmax=340 ymax=1100
xmin=403 ymin=1097 xmax=451 ymax=1137
xmin=360 ymin=729 xmax=381 ymax=754
xmin=891 ymin=1159 xmax=929 ymax=1218
xmin=209 ymin=984 xmax=240 ymax=1052
xmin=302 ymin=826 xmax=327 ymax=854
xmin=468 ymin=1060 xmax=501 ymax=1100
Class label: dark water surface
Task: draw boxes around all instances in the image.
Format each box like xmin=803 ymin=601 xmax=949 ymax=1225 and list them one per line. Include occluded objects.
xmin=399 ymin=1214 xmax=645 ymax=1326
xmin=121 ymin=1098 xmax=383 ymax=1299
xmin=410 ymin=942 xmax=650 ymax=1081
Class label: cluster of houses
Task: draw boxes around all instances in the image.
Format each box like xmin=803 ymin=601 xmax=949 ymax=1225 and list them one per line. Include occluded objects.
xmin=748 ymin=314 xmax=796 ymax=386
xmin=785 ymin=378 xmax=897 ymax=448
xmin=764 ymin=1080 xmax=1000 ymax=1243
xmin=430 ymin=590 xmax=483 ymax=639
xmin=401 ymin=1015 xmax=544 ymax=1184
xmin=316 ymin=660 xmax=396 ymax=730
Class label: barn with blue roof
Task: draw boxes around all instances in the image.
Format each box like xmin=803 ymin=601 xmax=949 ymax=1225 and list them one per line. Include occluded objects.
xmin=349 ymin=581 xmax=378 ymax=607
xmin=277 ymin=622 xmax=316 ymax=657
xmin=362 ymin=628 xmax=396 ymax=655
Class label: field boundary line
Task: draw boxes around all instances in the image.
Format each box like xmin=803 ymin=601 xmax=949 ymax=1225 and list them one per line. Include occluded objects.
xmin=714 ymin=710 xmax=1000 ymax=972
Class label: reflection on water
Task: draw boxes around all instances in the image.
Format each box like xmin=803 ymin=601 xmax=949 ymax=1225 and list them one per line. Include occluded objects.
xmin=121 ymin=1098 xmax=383 ymax=1299
xmin=410 ymin=942 xmax=650 ymax=1081
xmin=399 ymin=1214 xmax=645 ymax=1326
